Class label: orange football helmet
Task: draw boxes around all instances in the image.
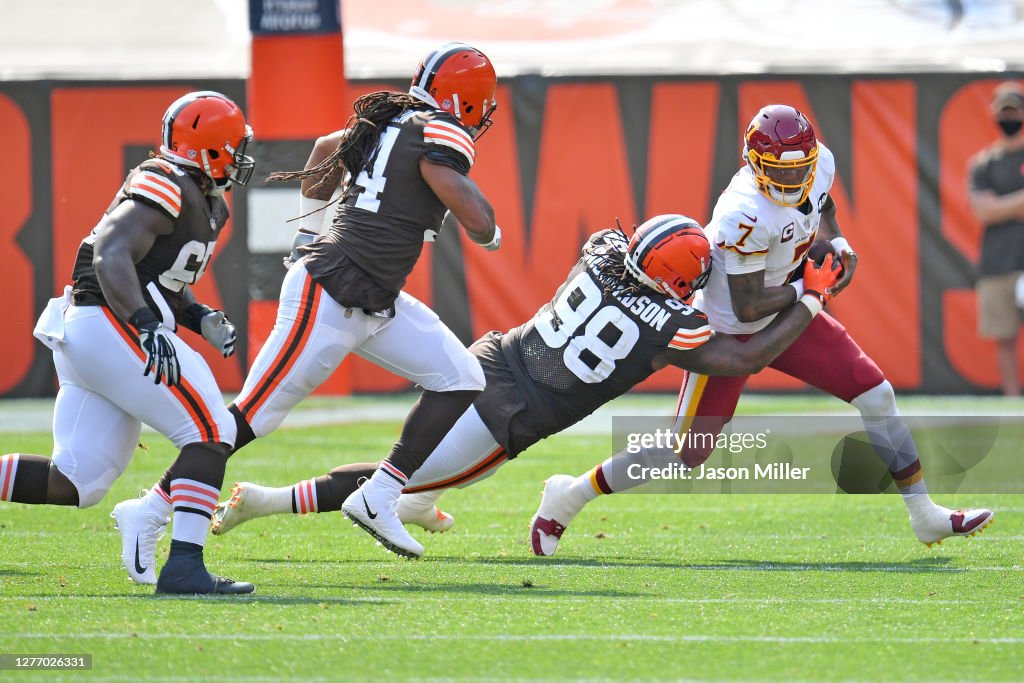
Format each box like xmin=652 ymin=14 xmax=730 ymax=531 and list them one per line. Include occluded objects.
xmin=625 ymin=215 xmax=711 ymax=301
xmin=744 ymin=104 xmax=818 ymax=207
xmin=409 ymin=43 xmax=497 ymax=139
xmin=160 ymin=91 xmax=254 ymax=188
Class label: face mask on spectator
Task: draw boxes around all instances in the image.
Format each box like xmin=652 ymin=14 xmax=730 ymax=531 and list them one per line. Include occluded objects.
xmin=997 ymin=119 xmax=1023 ymax=137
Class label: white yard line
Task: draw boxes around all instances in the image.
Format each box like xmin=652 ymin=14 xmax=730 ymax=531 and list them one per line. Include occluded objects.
xmin=7 ymin=632 xmax=1024 ymax=644
xmin=3 ymin=395 xmax=1024 ymax=433
xmin=5 ymin=594 xmax=1005 ymax=606
xmin=1 ymin=559 xmax=1020 ymax=573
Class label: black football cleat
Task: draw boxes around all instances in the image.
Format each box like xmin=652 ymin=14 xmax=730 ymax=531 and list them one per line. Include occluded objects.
xmin=155 ymin=541 xmax=255 ymax=595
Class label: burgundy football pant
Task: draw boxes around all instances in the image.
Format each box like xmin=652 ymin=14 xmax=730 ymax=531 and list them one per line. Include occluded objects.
xmin=674 ymin=312 xmax=885 ymax=466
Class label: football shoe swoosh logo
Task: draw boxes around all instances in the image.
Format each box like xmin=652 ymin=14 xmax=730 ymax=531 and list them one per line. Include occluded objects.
xmin=360 ymin=491 xmax=378 ymax=519
xmin=134 ymin=539 xmax=147 ymax=574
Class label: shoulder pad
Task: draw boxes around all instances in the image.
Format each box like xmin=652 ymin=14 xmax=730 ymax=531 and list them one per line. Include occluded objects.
xmin=667 ymin=308 xmax=712 ymax=351
xmin=126 ymin=163 xmax=182 ymax=218
xmin=422 ymin=113 xmax=476 ymax=169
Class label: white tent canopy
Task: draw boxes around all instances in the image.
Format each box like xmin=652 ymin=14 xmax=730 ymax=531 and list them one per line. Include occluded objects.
xmin=2 ymin=0 xmax=1024 ymax=80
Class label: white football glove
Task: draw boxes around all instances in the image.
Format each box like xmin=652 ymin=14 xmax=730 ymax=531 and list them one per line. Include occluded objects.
xmin=283 ymin=230 xmax=318 ymax=269
xmin=200 ymin=310 xmax=237 ymax=358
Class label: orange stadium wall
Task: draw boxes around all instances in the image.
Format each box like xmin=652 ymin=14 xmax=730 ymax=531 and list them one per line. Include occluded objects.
xmin=1 ymin=73 xmax=1021 ymax=397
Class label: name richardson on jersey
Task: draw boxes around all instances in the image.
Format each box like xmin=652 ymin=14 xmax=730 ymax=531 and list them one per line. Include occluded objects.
xmin=610 ymin=290 xmax=685 ymax=332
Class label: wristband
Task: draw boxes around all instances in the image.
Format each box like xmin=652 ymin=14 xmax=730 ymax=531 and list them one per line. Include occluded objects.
xmin=480 ymin=225 xmax=502 ymax=250
xmin=830 ymin=237 xmax=852 ymax=256
xmin=298 ymin=193 xmax=330 ymax=234
xmin=789 ymin=280 xmax=805 ymax=300
xmin=799 ymin=292 xmax=824 ymax=317
xmin=183 ymin=303 xmax=215 ymax=334
xmin=128 ymin=306 xmax=160 ymax=332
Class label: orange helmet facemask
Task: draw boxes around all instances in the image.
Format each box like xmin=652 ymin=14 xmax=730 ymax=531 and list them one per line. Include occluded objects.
xmin=625 ymin=215 xmax=712 ymax=302
xmin=160 ymin=91 xmax=254 ymax=191
xmin=409 ymin=43 xmax=498 ymax=140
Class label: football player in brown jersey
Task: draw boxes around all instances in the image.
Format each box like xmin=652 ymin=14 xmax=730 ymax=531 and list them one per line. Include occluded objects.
xmin=208 ymin=215 xmax=841 ymax=556
xmin=185 ymin=43 xmax=497 ymax=561
xmin=0 ymin=92 xmax=255 ymax=593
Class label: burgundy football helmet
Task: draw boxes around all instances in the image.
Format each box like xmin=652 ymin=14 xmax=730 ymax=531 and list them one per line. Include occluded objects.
xmin=743 ymin=104 xmax=818 ymax=207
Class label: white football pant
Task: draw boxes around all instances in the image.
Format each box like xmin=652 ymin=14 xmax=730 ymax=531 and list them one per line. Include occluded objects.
xmin=235 ymin=261 xmax=485 ymax=437
xmin=49 ymin=304 xmax=235 ymax=507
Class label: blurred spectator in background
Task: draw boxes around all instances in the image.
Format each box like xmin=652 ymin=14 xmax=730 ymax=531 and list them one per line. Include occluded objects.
xmin=967 ymin=81 xmax=1024 ymax=396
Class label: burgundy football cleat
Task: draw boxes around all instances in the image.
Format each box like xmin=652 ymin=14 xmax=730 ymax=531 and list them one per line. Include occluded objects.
xmin=530 ymin=516 xmax=567 ymax=556
xmin=912 ymin=506 xmax=994 ymax=548
xmin=529 ymin=474 xmax=580 ymax=556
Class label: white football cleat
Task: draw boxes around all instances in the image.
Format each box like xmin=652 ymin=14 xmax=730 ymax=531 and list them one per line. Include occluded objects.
xmin=342 ymin=479 xmax=424 ymax=558
xmin=529 ymin=474 xmax=582 ymax=557
xmin=211 ymin=482 xmax=276 ymax=536
xmin=396 ymin=493 xmax=455 ymax=533
xmin=111 ymin=491 xmax=169 ymax=585
xmin=911 ymin=505 xmax=994 ymax=547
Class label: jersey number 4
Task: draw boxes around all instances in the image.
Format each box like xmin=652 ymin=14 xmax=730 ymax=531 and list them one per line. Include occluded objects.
xmin=534 ymin=271 xmax=640 ymax=383
xmin=353 ymin=126 xmax=401 ymax=214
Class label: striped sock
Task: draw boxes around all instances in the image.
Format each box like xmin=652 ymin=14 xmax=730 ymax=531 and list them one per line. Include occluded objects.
xmin=0 ymin=454 xmax=21 ymax=501
xmin=378 ymin=461 xmax=409 ymax=487
xmin=147 ymin=482 xmax=173 ymax=517
xmin=570 ymin=444 xmax=659 ymax=500
xmin=292 ymin=479 xmax=319 ymax=514
xmin=170 ymin=478 xmax=220 ymax=547
xmin=892 ymin=459 xmax=934 ymax=514
xmin=0 ymin=453 xmax=52 ymax=505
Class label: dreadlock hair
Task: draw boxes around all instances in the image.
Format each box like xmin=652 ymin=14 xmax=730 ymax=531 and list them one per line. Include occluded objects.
xmin=266 ymin=91 xmax=427 ymax=197
xmin=586 ymin=220 xmax=647 ymax=299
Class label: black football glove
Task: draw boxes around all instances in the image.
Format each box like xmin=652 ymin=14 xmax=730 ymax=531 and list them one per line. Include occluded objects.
xmin=138 ymin=321 xmax=180 ymax=387
xmin=130 ymin=307 xmax=180 ymax=386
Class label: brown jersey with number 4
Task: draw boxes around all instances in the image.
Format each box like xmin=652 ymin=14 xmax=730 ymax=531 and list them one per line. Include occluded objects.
xmin=471 ymin=230 xmax=713 ymax=456
xmin=300 ymin=107 xmax=477 ymax=312
xmin=70 ymin=158 xmax=229 ymax=329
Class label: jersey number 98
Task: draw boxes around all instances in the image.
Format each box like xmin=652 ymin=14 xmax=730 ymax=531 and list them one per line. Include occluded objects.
xmin=534 ymin=271 xmax=640 ymax=383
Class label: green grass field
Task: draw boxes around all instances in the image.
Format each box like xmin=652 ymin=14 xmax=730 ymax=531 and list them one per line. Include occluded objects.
xmin=0 ymin=395 xmax=1021 ymax=682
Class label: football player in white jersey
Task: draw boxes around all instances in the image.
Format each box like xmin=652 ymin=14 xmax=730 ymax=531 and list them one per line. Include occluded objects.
xmin=532 ymin=104 xmax=993 ymax=556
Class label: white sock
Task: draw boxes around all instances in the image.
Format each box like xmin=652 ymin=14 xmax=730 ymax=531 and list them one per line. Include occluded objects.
xmin=369 ymin=467 xmax=404 ymax=495
xmin=169 ymin=478 xmax=219 ymax=547
xmin=568 ymin=470 xmax=601 ymax=505
xmin=904 ymin=492 xmax=939 ymax=517
xmin=399 ymin=489 xmax=442 ymax=511
xmin=172 ymin=512 xmax=210 ymax=547
xmin=145 ymin=485 xmax=172 ymax=518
